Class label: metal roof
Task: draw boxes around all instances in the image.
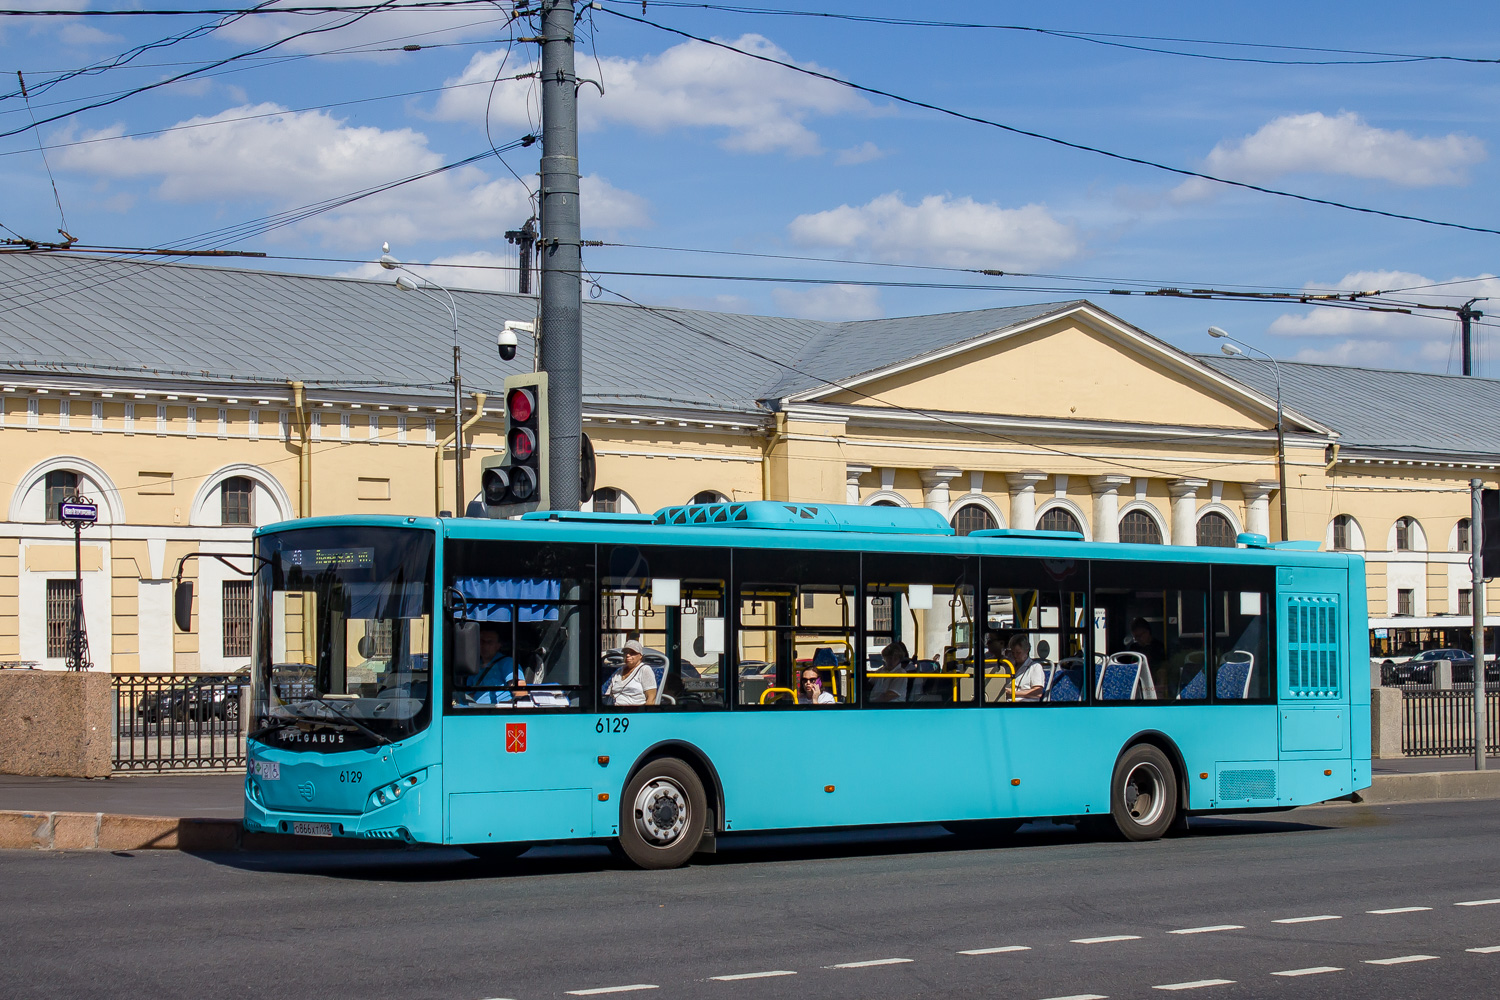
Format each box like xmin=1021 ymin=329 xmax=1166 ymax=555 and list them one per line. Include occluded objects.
xmin=1198 ymin=354 xmax=1500 ymax=459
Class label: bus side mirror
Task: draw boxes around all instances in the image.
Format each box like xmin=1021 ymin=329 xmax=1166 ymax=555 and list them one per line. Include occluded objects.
xmin=174 ymin=581 xmax=194 ymax=633
xmin=453 ymin=621 xmax=481 ymax=676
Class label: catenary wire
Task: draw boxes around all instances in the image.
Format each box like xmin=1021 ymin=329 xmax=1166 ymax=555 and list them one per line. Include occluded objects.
xmin=598 ymin=6 xmax=1500 ymax=239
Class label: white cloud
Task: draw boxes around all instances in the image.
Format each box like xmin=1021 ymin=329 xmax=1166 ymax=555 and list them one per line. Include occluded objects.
xmin=57 ymin=23 xmax=121 ymax=45
xmin=1176 ymin=111 xmax=1485 ymax=199
xmin=787 ymin=191 xmax=1080 ymax=269
xmin=835 ymin=141 xmax=886 ymax=165
xmin=434 ymin=35 xmax=871 ymax=155
xmin=771 ymin=283 xmax=882 ymax=321
xmin=53 ymin=104 xmax=649 ymax=245
xmin=1268 ymin=270 xmax=1500 ymax=340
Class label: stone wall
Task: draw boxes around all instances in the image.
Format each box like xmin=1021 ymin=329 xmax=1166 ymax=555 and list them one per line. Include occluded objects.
xmin=0 ymin=671 xmax=111 ymax=777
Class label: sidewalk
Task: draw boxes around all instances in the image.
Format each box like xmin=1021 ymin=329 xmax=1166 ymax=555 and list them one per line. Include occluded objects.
xmin=1373 ymin=755 xmax=1500 ymax=774
xmin=0 ymin=773 xmax=245 ymax=819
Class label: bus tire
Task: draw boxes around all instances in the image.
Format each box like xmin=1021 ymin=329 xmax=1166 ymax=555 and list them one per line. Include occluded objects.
xmin=943 ymin=819 xmax=1022 ymax=843
xmin=1110 ymin=744 xmax=1177 ymax=842
xmin=618 ymin=758 xmax=707 ymax=870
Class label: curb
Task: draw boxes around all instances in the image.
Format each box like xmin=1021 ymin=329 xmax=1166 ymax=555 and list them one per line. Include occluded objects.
xmin=1355 ymin=767 xmax=1500 ymax=805
xmin=0 ymin=810 xmax=390 ymax=852
xmin=5 ymin=768 xmax=1500 ymax=852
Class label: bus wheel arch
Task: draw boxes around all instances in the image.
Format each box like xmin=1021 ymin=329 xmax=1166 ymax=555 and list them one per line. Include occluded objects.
xmin=626 ymin=740 xmax=724 ymax=834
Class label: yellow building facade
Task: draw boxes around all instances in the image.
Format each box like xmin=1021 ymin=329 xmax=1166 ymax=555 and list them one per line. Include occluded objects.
xmin=1 ymin=256 xmax=1494 ymax=672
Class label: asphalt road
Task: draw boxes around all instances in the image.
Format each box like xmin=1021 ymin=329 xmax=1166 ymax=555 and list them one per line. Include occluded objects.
xmin=3 ymin=800 xmax=1499 ymax=1000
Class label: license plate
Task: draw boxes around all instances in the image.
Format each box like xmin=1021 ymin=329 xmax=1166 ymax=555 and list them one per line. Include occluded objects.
xmin=291 ymin=822 xmax=333 ymax=837
xmin=252 ymin=760 xmax=280 ymax=781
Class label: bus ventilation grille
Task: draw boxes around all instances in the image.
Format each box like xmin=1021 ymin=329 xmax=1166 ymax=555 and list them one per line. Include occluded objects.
xmin=364 ymin=827 xmax=411 ymax=842
xmin=654 ymin=503 xmax=752 ymax=525
xmin=1218 ymin=769 xmax=1276 ymax=801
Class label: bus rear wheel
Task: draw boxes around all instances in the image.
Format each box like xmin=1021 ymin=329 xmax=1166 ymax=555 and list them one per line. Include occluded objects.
xmin=1110 ymin=744 xmax=1177 ymax=842
xmin=618 ymin=758 xmax=707 ymax=870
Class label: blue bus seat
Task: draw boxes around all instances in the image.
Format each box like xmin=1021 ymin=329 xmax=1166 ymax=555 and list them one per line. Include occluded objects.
xmin=1216 ymin=652 xmax=1255 ymax=699
xmin=1096 ymin=652 xmax=1145 ymax=701
xmin=1047 ymin=670 xmax=1083 ymax=702
xmin=1178 ymin=669 xmax=1207 ymax=700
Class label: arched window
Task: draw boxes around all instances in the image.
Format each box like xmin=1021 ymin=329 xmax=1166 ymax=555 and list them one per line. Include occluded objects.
xmin=220 ymin=476 xmax=254 ymax=526
xmin=690 ymin=490 xmax=728 ymax=505
xmin=1458 ymin=518 xmax=1473 ymax=553
xmin=872 ymin=499 xmax=900 ymax=507
xmin=1196 ymin=511 xmax=1236 ymax=548
xmin=44 ymin=470 xmax=78 ymax=523
xmin=950 ymin=503 xmax=997 ymax=536
xmin=588 ymin=487 xmax=639 ymax=514
xmin=1394 ymin=516 xmax=1418 ymax=551
xmin=1332 ymin=514 xmax=1356 ymax=551
xmin=1039 ymin=507 xmax=1081 ymax=534
xmin=1119 ymin=510 xmax=1162 ymax=545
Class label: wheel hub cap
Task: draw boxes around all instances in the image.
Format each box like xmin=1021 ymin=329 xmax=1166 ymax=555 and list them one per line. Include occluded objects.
xmin=1123 ymin=762 xmax=1165 ymax=826
xmin=635 ymin=778 xmax=689 ymax=845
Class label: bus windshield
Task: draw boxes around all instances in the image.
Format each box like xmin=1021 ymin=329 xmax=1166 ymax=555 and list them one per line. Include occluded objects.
xmin=253 ymin=525 xmax=434 ymax=750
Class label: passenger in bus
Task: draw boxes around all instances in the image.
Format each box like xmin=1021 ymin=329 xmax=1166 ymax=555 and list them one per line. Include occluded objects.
xmin=604 ymin=639 xmax=658 ymax=706
xmin=1006 ymin=633 xmax=1048 ymax=701
xmin=869 ymin=641 xmax=912 ymax=702
xmin=459 ymin=624 xmax=523 ymax=705
xmin=799 ymin=668 xmax=836 ymax=705
xmin=1125 ymin=617 xmax=1168 ymax=694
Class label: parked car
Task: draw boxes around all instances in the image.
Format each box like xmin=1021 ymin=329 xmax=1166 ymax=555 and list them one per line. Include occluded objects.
xmin=137 ymin=667 xmax=248 ymax=722
xmin=1381 ymin=649 xmax=1497 ymax=685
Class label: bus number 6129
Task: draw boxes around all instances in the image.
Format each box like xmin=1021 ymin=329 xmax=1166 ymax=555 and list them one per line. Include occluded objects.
xmin=596 ymin=717 xmax=629 ymax=734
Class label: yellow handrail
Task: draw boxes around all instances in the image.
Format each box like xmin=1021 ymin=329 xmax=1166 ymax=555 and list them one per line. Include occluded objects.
xmin=760 ymin=686 xmax=797 ymax=704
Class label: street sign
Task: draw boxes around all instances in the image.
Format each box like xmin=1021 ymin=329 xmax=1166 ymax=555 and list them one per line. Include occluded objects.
xmin=59 ymin=501 xmax=98 ymax=525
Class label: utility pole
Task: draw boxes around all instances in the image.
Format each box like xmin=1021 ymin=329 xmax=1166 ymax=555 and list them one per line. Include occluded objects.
xmin=1460 ymin=299 xmax=1484 ymax=376
xmin=537 ymin=0 xmax=582 ymax=511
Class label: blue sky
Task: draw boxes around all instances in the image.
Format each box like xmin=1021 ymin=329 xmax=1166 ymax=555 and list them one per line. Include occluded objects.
xmin=4 ymin=1 xmax=1500 ymax=375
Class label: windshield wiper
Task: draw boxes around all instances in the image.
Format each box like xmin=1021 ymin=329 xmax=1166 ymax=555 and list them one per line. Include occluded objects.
xmin=302 ymin=694 xmax=392 ymax=745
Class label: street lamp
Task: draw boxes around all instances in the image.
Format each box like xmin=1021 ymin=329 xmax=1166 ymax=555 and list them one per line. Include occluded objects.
xmin=380 ymin=247 xmax=467 ymax=514
xmin=1209 ymin=326 xmax=1288 ymax=541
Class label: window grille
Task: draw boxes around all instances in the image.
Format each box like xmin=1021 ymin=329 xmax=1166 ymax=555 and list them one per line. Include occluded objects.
xmin=1120 ymin=510 xmax=1163 ymax=544
xmin=1286 ymin=594 xmax=1340 ymax=699
xmin=222 ymin=581 xmax=252 ymax=657
xmin=950 ymin=504 xmax=996 ymax=536
xmin=593 ymin=487 xmax=621 ymax=513
xmin=1332 ymin=514 xmax=1354 ymax=550
xmin=1196 ymin=511 xmax=1236 ymax=548
xmin=1394 ymin=516 xmax=1417 ymax=551
xmin=1460 ymin=589 xmax=1473 ymax=615
xmin=1458 ymin=518 xmax=1472 ymax=553
xmin=1039 ymin=507 xmax=1081 ymax=534
xmin=45 ymin=470 xmax=78 ymax=522
xmin=221 ymin=477 xmax=253 ymax=526
xmin=46 ymin=580 xmax=77 ymax=658
xmin=1396 ymin=589 xmax=1414 ymax=616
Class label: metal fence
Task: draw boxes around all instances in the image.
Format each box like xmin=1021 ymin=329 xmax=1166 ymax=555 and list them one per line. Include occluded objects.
xmin=1402 ymin=690 xmax=1500 ymax=757
xmin=112 ymin=673 xmax=246 ymax=772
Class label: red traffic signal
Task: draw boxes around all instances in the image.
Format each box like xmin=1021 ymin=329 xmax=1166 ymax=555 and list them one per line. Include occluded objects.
xmin=507 ymin=387 xmax=535 ymax=423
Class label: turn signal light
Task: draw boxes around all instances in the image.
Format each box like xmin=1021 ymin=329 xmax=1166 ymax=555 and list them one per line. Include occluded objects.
xmin=1199 ymin=772 xmax=1209 ymax=780
xmin=824 ymin=785 xmax=835 ymax=793
xmin=1011 ymin=778 xmax=1021 ymax=786
xmin=1324 ymin=769 xmax=1333 ymax=776
xmin=597 ymin=755 xmax=610 ymax=767
xmin=598 ymin=793 xmax=609 ymax=801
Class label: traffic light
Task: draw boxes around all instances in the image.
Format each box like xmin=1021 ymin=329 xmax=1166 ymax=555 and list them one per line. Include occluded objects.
xmin=479 ymin=372 xmax=549 ymax=517
xmin=1483 ymin=488 xmax=1500 ymax=579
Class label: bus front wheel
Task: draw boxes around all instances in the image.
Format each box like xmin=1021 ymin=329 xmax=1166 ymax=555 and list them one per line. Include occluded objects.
xmin=618 ymin=758 xmax=708 ymax=870
xmin=1110 ymin=744 xmax=1178 ymax=842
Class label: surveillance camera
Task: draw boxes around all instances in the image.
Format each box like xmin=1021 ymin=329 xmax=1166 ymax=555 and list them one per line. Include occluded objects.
xmin=499 ymin=320 xmax=533 ymax=362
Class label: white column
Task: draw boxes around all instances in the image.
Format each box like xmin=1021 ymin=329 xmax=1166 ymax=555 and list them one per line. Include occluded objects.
xmin=845 ymin=464 xmax=871 ymax=505
xmin=1006 ymin=471 xmax=1048 ymax=531
xmin=1243 ymin=480 xmax=1277 ymax=539
xmin=1170 ymin=478 xmax=1208 ymax=546
xmin=1090 ymin=475 xmax=1132 ymax=544
xmin=920 ymin=467 xmax=962 ymax=516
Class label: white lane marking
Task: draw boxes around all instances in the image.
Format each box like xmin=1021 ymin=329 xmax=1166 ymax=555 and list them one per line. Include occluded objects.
xmin=1456 ymin=898 xmax=1500 ymax=907
xmin=707 ymin=971 xmax=796 ymax=981
xmin=1071 ymin=935 xmax=1142 ymax=944
xmin=1153 ymin=980 xmax=1235 ymax=991
xmin=1039 ymin=995 xmax=1109 ymax=1000
xmin=1273 ymin=914 xmax=1341 ymax=924
xmin=1468 ymin=946 xmax=1500 ymax=954
xmin=1168 ymin=925 xmax=1244 ymax=935
xmin=565 ymin=987 xmax=660 ymax=996
xmin=1368 ymin=906 xmax=1432 ymax=914
xmin=1271 ymin=967 xmax=1342 ymax=977
xmin=826 ymin=958 xmax=913 ymax=969
xmin=1364 ymin=955 xmax=1439 ymax=965
xmin=959 ymin=945 xmax=1031 ymax=955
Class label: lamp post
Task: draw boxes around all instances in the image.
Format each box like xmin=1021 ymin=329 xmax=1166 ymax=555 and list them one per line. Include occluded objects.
xmin=380 ymin=249 xmax=466 ymax=514
xmin=1209 ymin=326 xmax=1288 ymax=542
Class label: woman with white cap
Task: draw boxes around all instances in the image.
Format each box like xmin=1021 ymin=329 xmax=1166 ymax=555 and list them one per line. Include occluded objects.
xmin=605 ymin=638 xmax=658 ymax=706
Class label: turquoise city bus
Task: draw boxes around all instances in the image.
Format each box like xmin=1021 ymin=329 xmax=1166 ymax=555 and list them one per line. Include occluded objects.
xmin=241 ymin=502 xmax=1370 ymax=869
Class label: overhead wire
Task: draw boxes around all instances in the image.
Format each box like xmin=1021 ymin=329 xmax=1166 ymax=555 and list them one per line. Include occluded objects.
xmin=597 ymin=5 xmax=1500 ymax=239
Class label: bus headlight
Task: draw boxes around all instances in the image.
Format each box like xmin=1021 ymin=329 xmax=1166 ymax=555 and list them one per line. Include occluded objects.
xmin=369 ymin=770 xmax=427 ymax=810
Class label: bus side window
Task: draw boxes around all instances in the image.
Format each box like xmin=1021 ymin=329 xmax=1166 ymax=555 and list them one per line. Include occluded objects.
xmin=1211 ymin=564 xmax=1275 ymax=701
xmin=863 ymin=552 xmax=976 ymax=707
xmin=1090 ymin=560 xmax=1208 ymax=702
xmin=983 ymin=556 xmax=1088 ymax=705
xmin=600 ymin=545 xmax=728 ymax=710
xmin=734 ymin=548 xmax=859 ymax=708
